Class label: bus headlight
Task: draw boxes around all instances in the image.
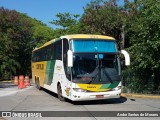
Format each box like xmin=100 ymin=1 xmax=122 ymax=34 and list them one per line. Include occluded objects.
xmin=73 ymin=88 xmax=87 ymax=92
xmin=112 ymin=86 xmax=121 ymax=91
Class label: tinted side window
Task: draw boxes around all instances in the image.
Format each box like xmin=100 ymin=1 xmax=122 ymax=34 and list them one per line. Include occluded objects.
xmin=54 ymin=40 xmax=62 ymax=60
xmin=32 ymin=40 xmax=62 ymax=62
xmin=46 ymin=44 xmax=54 ymax=60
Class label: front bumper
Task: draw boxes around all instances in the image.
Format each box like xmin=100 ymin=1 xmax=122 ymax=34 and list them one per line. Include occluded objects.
xmin=70 ymin=89 xmax=121 ymax=101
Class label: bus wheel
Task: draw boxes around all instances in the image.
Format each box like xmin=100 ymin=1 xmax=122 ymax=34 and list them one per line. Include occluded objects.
xmin=57 ymin=84 xmax=65 ymax=101
xmin=36 ymin=78 xmax=41 ymax=90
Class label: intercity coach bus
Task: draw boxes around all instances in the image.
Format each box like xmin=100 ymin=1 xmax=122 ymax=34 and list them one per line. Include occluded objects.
xmin=31 ymin=34 xmax=130 ymax=101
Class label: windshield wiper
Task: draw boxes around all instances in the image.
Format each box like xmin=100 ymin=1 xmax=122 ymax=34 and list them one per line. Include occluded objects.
xmin=77 ymin=66 xmax=99 ymax=78
xmin=76 ymin=66 xmax=114 ymax=84
xmin=102 ymin=67 xmax=113 ymax=84
xmin=76 ymin=66 xmax=99 ymax=83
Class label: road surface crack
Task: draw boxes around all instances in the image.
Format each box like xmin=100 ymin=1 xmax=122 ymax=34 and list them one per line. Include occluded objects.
xmin=10 ymin=95 xmax=28 ymax=111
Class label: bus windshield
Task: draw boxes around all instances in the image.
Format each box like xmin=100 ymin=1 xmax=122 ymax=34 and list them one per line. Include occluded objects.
xmin=71 ymin=39 xmax=121 ymax=84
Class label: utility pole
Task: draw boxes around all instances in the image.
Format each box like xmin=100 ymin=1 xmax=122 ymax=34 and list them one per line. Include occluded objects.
xmin=121 ymin=25 xmax=125 ymax=49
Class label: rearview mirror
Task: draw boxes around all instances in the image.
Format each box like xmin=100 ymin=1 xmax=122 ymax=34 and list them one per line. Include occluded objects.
xmin=120 ymin=50 xmax=130 ymax=66
xmin=67 ymin=50 xmax=73 ymax=67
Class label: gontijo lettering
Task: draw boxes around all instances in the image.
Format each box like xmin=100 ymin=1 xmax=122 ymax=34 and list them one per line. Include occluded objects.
xmin=36 ymin=64 xmax=44 ymax=70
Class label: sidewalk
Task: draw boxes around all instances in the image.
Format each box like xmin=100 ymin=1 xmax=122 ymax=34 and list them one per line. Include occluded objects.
xmin=0 ymin=80 xmax=15 ymax=90
xmin=0 ymin=87 xmax=19 ymax=96
xmin=0 ymin=85 xmax=33 ymax=97
xmin=0 ymin=80 xmax=33 ymax=97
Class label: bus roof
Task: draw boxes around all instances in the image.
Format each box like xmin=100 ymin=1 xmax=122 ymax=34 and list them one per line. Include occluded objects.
xmin=61 ymin=34 xmax=115 ymax=40
xmin=32 ymin=38 xmax=58 ymax=52
xmin=32 ymin=34 xmax=115 ymax=52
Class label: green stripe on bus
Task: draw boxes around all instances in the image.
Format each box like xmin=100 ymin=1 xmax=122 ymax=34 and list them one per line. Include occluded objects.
xmin=44 ymin=60 xmax=55 ymax=85
xmin=100 ymin=81 xmax=119 ymax=89
xmin=100 ymin=84 xmax=110 ymax=89
xmin=108 ymin=81 xmax=119 ymax=89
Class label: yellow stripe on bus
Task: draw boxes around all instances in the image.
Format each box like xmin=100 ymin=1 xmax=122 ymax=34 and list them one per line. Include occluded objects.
xmin=77 ymin=84 xmax=110 ymax=92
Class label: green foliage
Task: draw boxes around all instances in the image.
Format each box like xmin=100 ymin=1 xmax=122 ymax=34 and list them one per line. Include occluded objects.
xmin=0 ymin=7 xmax=33 ymax=78
xmin=122 ymin=67 xmax=154 ymax=94
xmin=0 ymin=7 xmax=55 ymax=79
xmin=32 ymin=24 xmax=55 ymax=47
xmin=126 ymin=0 xmax=160 ymax=92
xmin=50 ymin=12 xmax=80 ymax=29
xmin=19 ymin=14 xmax=55 ymax=47
xmin=80 ymin=0 xmax=127 ymax=41
xmin=50 ymin=12 xmax=81 ymax=36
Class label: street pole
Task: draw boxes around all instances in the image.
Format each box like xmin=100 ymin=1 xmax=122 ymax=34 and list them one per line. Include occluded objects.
xmin=121 ymin=25 xmax=125 ymax=49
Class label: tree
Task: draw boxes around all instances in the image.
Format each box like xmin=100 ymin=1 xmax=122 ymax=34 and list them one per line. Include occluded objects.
xmin=50 ymin=12 xmax=81 ymax=36
xmin=80 ymin=0 xmax=160 ymax=93
xmin=0 ymin=7 xmax=33 ymax=78
xmin=0 ymin=7 xmax=55 ymax=79
xmin=80 ymin=0 xmax=127 ymax=41
xmin=126 ymin=0 xmax=160 ymax=93
xmin=31 ymin=22 xmax=55 ymax=47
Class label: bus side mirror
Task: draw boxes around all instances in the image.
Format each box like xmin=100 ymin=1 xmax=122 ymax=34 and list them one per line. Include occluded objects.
xmin=120 ymin=50 xmax=130 ymax=66
xmin=67 ymin=50 xmax=73 ymax=67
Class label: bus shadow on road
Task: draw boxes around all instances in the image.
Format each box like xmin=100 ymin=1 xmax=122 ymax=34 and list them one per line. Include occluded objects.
xmin=42 ymin=87 xmax=59 ymax=98
xmin=69 ymin=97 xmax=127 ymax=105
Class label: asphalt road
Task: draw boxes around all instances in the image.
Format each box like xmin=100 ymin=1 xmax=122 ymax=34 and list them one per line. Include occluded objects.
xmin=0 ymin=84 xmax=160 ymax=120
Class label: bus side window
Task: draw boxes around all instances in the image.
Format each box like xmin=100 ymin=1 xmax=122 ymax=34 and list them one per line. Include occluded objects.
xmin=54 ymin=40 xmax=62 ymax=60
xmin=46 ymin=45 xmax=52 ymax=60
xmin=63 ymin=39 xmax=69 ymax=65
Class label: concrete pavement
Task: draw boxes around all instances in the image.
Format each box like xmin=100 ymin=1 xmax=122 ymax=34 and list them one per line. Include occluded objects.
xmin=0 ymin=82 xmax=160 ymax=120
xmin=0 ymin=86 xmax=34 ymax=96
xmin=0 ymin=82 xmax=33 ymax=97
xmin=0 ymin=81 xmax=160 ymax=99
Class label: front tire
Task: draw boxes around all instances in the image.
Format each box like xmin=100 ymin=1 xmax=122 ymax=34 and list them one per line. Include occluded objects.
xmin=57 ymin=84 xmax=65 ymax=101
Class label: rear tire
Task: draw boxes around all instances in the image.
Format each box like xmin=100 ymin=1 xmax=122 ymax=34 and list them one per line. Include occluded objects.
xmin=57 ymin=84 xmax=65 ymax=101
xmin=35 ymin=78 xmax=41 ymax=90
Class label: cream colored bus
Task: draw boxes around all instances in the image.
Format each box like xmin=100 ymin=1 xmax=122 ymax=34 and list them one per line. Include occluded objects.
xmin=31 ymin=34 xmax=130 ymax=101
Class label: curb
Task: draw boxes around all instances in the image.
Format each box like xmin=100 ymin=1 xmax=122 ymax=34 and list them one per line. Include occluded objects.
xmin=0 ymin=80 xmax=13 ymax=83
xmin=121 ymin=93 xmax=160 ymax=99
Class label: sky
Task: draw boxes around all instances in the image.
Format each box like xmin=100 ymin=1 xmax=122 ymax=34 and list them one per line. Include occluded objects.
xmin=0 ymin=0 xmax=92 ymax=29
xmin=0 ymin=0 xmax=124 ymax=29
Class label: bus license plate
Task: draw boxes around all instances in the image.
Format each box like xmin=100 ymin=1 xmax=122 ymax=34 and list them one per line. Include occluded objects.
xmin=96 ymin=95 xmax=104 ymax=98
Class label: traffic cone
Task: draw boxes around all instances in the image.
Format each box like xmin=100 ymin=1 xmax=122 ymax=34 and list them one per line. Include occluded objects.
xmin=24 ymin=76 xmax=30 ymax=86
xmin=18 ymin=75 xmax=26 ymax=89
xmin=14 ymin=76 xmax=19 ymax=85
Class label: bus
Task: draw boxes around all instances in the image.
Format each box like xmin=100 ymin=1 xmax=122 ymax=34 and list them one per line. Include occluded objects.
xmin=31 ymin=34 xmax=130 ymax=101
